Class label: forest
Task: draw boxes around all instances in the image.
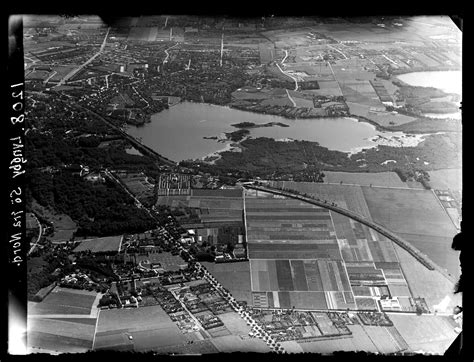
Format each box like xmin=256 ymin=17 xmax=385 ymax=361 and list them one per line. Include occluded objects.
xmin=27 ymin=169 xmax=157 ymax=237
xmin=210 ymin=133 xmax=460 ymax=179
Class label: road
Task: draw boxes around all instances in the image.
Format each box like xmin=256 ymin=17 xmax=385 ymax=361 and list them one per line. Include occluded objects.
xmin=275 ymin=62 xmax=298 ymax=91
xmin=168 ymin=287 xmax=212 ymax=338
xmin=56 ymin=27 xmax=110 ymax=86
xmin=220 ymin=33 xmax=224 ymax=67
xmin=131 ymin=85 xmax=150 ymax=109
xmin=244 ymin=184 xmax=455 ymax=282
xmin=28 ymin=213 xmax=43 ymax=256
xmin=24 ymin=55 xmax=39 ymax=70
xmin=382 ymin=53 xmax=398 ymax=66
xmin=323 ymin=182 xmax=424 ymax=190
xmin=103 ymin=169 xmax=157 ymax=222
xmin=328 ymin=44 xmax=348 ymax=59
xmin=163 ymin=43 xmax=178 ymax=64
xmin=281 ymin=49 xmax=289 ymax=64
xmin=327 ymin=61 xmax=343 ymax=95
xmin=285 ymin=89 xmax=296 ymax=107
xmin=43 ymin=71 xmax=57 ymax=84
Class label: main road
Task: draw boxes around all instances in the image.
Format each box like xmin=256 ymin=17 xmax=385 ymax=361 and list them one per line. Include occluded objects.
xmin=276 ymin=50 xmax=298 ymax=91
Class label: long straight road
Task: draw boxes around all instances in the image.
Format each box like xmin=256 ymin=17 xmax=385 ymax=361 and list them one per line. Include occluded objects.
xmin=56 ymin=27 xmax=110 ymax=86
xmin=327 ymin=61 xmax=343 ymax=95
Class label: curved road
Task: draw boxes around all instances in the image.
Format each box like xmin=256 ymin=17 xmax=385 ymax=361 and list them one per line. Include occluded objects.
xmin=28 ymin=213 xmax=43 ymax=256
xmin=163 ymin=43 xmax=178 ymax=64
xmin=244 ymin=184 xmax=455 ymax=283
xmin=275 ymin=62 xmax=298 ymax=91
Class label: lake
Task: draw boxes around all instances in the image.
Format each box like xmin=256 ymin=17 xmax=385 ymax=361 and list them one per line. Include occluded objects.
xmin=396 ymin=70 xmax=462 ymax=95
xmin=126 ymin=102 xmax=422 ymax=162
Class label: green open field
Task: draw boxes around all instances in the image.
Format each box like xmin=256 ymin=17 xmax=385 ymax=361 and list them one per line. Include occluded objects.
xmin=27 ymin=317 xmax=96 ymax=353
xmin=323 ymin=171 xmax=407 ymax=188
xmin=270 ymin=182 xmax=373 ymax=219
xmin=297 ymin=324 xmax=407 ymax=354
xmin=94 ymin=305 xmax=185 ymax=352
xmin=210 ymin=335 xmax=270 ymax=353
xmin=389 ymin=314 xmax=458 ymax=354
xmin=393 ymin=244 xmax=461 ymax=312
xmin=299 ymin=324 xmax=379 ymax=354
xmin=73 ymin=235 xmax=123 ymax=253
xmin=428 ymin=168 xmax=462 ymax=191
xmin=28 ymin=287 xmax=98 ymax=316
xmin=396 ymin=232 xmax=459 ymax=278
xmin=362 ymin=187 xmax=457 ymax=238
xmin=362 ymin=186 xmax=459 ymax=275
xmin=201 ymin=262 xmax=252 ymax=304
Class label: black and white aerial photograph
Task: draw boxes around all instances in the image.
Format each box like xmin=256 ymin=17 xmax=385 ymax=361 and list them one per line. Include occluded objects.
xmin=6 ymin=13 xmax=464 ymax=358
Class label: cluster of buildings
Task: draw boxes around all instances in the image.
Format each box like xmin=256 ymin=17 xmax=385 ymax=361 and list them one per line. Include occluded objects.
xmin=248 ymin=309 xmax=353 ymax=342
xmin=59 ymin=272 xmax=105 ymax=292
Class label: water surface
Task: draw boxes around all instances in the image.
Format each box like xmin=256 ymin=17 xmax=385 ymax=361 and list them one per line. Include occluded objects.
xmin=396 ymin=70 xmax=462 ymax=95
xmin=126 ymin=102 xmax=422 ymax=161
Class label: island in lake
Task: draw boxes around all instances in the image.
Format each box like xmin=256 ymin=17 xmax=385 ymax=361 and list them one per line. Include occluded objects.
xmin=231 ymin=121 xmax=290 ymax=129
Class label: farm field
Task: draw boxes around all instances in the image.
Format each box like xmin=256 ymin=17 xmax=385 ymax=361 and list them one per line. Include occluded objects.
xmin=246 ymin=185 xmax=418 ymax=310
xmin=362 ymin=187 xmax=457 ymax=238
xmin=210 ymin=335 xmax=271 ymax=353
xmin=28 ymin=287 xmax=99 ymax=316
xmin=270 ymin=181 xmax=373 ymax=219
xmin=298 ymin=325 xmax=380 ymax=354
xmin=218 ymin=311 xmax=252 ymax=336
xmin=396 ymin=232 xmax=459 ymax=278
xmin=269 ymin=181 xmax=459 ymax=282
xmin=428 ymin=168 xmax=462 ymax=191
xmin=245 ymin=191 xmax=357 ymax=310
xmin=157 ymin=188 xmax=244 ymax=228
xmin=73 ymin=235 xmax=123 ymax=254
xmin=280 ymin=340 xmax=305 ymax=353
xmin=27 ymin=317 xmax=96 ymax=353
xmin=393 ymin=244 xmax=461 ymax=312
xmin=94 ymin=305 xmax=185 ymax=352
xmin=362 ymin=186 xmax=459 ymax=276
xmin=201 ymin=262 xmax=252 ymax=304
xmin=389 ymin=314 xmax=458 ymax=355
xmin=151 ymin=340 xmax=220 ymax=354
xmin=322 ymin=171 xmax=408 ymax=188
